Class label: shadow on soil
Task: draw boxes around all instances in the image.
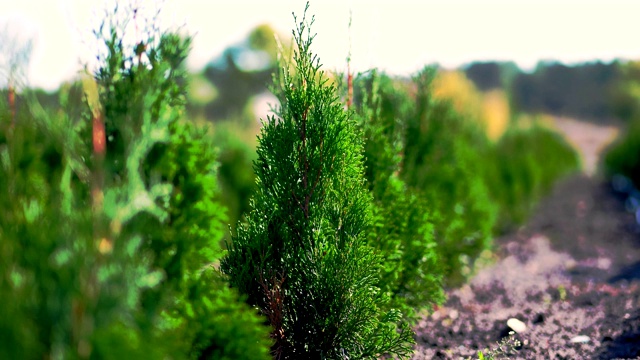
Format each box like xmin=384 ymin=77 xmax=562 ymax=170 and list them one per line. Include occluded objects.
xmin=595 ymin=309 xmax=640 ymax=360
xmin=609 ymin=261 xmax=640 ymax=283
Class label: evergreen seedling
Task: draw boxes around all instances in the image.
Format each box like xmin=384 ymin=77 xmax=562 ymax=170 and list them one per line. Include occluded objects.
xmin=222 ymin=4 xmax=413 ymax=359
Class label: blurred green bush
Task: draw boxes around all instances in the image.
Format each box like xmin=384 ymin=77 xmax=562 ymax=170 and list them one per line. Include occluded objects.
xmin=604 ymin=118 xmax=640 ymax=188
xmin=353 ymin=71 xmax=444 ymax=320
xmin=486 ymin=121 xmax=581 ymax=230
xmin=356 ymin=67 xmax=579 ymax=286
xmin=0 ymin=3 xmax=588 ymax=357
xmin=0 ymin=4 xmax=271 ymax=359
xmin=401 ymin=68 xmax=498 ymax=285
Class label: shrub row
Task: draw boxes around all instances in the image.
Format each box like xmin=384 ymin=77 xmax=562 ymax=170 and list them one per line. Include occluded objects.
xmin=352 ymin=69 xmax=580 ymax=286
xmin=487 ymin=121 xmax=581 ymax=229
xmin=0 ymin=2 xmax=582 ymax=359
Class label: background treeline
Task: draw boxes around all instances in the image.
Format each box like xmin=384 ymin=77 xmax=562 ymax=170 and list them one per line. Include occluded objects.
xmin=464 ymin=60 xmax=640 ymax=123
xmin=463 ymin=59 xmax=640 ymax=204
xmin=7 ymin=1 xmax=640 ymax=358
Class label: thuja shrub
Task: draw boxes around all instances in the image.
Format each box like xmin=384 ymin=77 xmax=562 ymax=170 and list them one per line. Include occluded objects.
xmin=90 ymin=5 xmax=271 ymax=357
xmin=0 ymin=3 xmax=271 ymax=358
xmin=604 ymin=118 xmax=640 ymax=188
xmin=221 ymin=5 xmax=413 ymax=359
xmin=401 ymin=67 xmax=498 ymax=285
xmin=352 ymin=71 xmax=444 ymax=319
xmin=487 ymin=122 xmax=580 ymax=229
xmin=0 ymin=83 xmax=171 ymax=359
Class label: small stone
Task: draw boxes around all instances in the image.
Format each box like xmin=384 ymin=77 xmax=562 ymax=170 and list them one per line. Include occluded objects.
xmin=449 ymin=309 xmax=459 ymax=320
xmin=570 ymin=335 xmax=590 ymax=344
xmin=507 ymin=318 xmax=527 ymax=334
xmin=597 ymin=258 xmax=611 ymax=270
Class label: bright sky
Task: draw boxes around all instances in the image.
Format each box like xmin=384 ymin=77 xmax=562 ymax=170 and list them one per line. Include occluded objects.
xmin=1 ymin=0 xmax=640 ymax=90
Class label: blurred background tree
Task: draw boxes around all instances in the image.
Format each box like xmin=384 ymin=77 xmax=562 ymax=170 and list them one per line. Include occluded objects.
xmin=0 ymin=2 xmax=272 ymax=358
xmin=197 ymin=24 xmax=280 ymax=123
xmin=401 ymin=67 xmax=498 ymax=285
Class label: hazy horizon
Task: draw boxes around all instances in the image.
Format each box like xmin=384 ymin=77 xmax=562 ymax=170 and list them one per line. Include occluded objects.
xmin=2 ymin=0 xmax=640 ymax=91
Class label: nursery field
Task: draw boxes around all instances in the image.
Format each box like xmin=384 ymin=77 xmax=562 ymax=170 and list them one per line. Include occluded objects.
xmin=2 ymin=2 xmax=640 ymax=359
xmin=414 ymin=119 xmax=640 ymax=358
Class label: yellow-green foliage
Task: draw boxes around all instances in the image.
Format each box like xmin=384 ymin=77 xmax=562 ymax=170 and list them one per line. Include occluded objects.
xmin=432 ymin=70 xmax=484 ymax=120
xmin=482 ymin=89 xmax=510 ymax=141
xmin=432 ymin=70 xmax=511 ymax=141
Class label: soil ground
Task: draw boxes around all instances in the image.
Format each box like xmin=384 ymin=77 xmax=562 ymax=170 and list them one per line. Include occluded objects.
xmin=412 ymin=117 xmax=640 ymax=359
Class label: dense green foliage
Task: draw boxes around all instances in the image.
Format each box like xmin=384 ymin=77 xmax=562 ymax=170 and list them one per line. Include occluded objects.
xmin=487 ymin=123 xmax=581 ymax=229
xmin=0 ymin=97 xmax=72 ymax=359
xmin=401 ymin=68 xmax=498 ymax=284
xmin=0 ymin=4 xmax=271 ymax=359
xmin=0 ymin=2 xmax=590 ymax=358
xmin=221 ymin=8 xmax=413 ymax=359
xmin=353 ymin=71 xmax=444 ymax=319
xmin=353 ymin=68 xmax=579 ymax=286
xmin=604 ymin=118 xmax=640 ymax=188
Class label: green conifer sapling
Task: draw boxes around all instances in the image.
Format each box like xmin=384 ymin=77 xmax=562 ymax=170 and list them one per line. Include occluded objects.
xmin=221 ymin=4 xmax=413 ymax=359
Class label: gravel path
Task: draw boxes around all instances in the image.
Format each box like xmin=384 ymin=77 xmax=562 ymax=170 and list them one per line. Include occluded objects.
xmin=412 ymin=119 xmax=640 ymax=359
xmin=551 ymin=117 xmax=618 ymax=177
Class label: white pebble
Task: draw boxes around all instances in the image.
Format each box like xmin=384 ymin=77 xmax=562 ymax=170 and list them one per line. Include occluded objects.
xmin=507 ymin=318 xmax=527 ymax=333
xmin=597 ymin=258 xmax=611 ymax=270
xmin=570 ymin=335 xmax=590 ymax=344
xmin=449 ymin=309 xmax=459 ymax=320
